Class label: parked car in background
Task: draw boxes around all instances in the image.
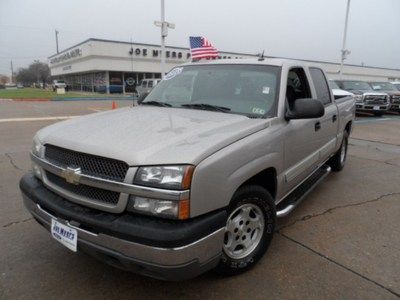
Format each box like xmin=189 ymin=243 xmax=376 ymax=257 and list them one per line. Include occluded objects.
xmin=136 ymin=78 xmax=161 ymax=96
xmin=329 ymin=80 xmax=354 ymax=100
xmin=369 ymin=81 xmax=400 ymax=113
xmin=52 ymin=80 xmax=66 ymax=92
xmin=21 ymin=59 xmax=355 ymax=280
xmin=390 ymin=82 xmax=400 ymax=91
xmin=335 ymin=80 xmax=389 ymax=116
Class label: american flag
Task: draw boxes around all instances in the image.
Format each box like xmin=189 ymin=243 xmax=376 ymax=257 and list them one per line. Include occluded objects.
xmin=189 ymin=36 xmax=219 ymax=60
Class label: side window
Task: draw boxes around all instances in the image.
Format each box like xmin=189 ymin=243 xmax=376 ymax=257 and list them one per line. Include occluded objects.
xmin=310 ymin=68 xmax=331 ymax=105
xmin=141 ymin=81 xmax=147 ymax=88
xmin=148 ymin=81 xmax=154 ymax=88
xmin=286 ymin=68 xmax=311 ymax=110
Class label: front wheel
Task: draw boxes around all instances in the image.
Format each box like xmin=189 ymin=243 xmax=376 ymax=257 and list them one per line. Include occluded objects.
xmin=373 ymin=111 xmax=384 ymax=117
xmin=215 ymin=185 xmax=276 ymax=276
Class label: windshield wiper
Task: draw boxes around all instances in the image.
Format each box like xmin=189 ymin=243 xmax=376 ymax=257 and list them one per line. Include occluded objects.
xmin=141 ymin=100 xmax=172 ymax=107
xmin=181 ymin=103 xmax=231 ymax=113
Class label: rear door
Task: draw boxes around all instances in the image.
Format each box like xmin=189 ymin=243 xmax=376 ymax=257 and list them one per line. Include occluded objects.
xmin=309 ymin=67 xmax=339 ymax=162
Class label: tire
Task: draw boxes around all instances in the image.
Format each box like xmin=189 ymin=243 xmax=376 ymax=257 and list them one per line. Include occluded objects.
xmin=214 ymin=185 xmax=276 ymax=276
xmin=373 ymin=111 xmax=384 ymax=117
xmin=328 ymin=131 xmax=349 ymax=172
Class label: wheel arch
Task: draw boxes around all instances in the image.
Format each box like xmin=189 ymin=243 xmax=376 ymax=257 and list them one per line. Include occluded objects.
xmin=237 ymin=167 xmax=277 ymax=200
xmin=345 ymin=120 xmax=352 ymax=134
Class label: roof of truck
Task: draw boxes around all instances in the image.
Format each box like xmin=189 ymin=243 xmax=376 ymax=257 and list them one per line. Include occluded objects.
xmin=181 ymin=58 xmax=317 ymax=68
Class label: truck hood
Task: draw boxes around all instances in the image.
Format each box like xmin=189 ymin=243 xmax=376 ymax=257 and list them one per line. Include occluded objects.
xmin=373 ymin=90 xmax=400 ymax=96
xmin=349 ymin=90 xmax=387 ymax=96
xmin=37 ymin=106 xmax=270 ymax=165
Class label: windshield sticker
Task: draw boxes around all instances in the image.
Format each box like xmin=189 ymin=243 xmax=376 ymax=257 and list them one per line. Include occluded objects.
xmin=252 ymin=107 xmax=266 ymax=115
xmin=164 ymin=67 xmax=183 ymax=80
xmin=262 ymin=86 xmax=270 ymax=94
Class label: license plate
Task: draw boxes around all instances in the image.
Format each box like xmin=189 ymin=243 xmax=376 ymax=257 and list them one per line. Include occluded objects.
xmin=373 ymin=106 xmax=380 ymax=110
xmin=51 ymin=219 xmax=77 ymax=252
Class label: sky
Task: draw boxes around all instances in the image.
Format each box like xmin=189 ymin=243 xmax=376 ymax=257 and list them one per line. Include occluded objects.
xmin=0 ymin=0 xmax=399 ymax=76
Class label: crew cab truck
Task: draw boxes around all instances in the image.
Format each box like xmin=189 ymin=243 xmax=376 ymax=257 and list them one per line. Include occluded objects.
xmin=20 ymin=59 xmax=355 ymax=280
xmin=335 ymin=80 xmax=389 ymax=116
xmin=369 ymin=81 xmax=400 ymax=113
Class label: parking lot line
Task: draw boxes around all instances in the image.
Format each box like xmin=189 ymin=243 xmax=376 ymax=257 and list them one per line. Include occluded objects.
xmin=0 ymin=116 xmax=78 ymax=123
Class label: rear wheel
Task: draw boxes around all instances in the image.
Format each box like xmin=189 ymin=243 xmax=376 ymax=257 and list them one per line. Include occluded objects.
xmin=215 ymin=185 xmax=276 ymax=276
xmin=328 ymin=131 xmax=349 ymax=172
xmin=373 ymin=111 xmax=384 ymax=117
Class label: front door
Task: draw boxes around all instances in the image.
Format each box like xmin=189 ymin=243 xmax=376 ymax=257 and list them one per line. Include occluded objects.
xmin=283 ymin=68 xmax=322 ymax=194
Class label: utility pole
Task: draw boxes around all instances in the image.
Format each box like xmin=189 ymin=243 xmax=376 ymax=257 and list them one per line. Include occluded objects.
xmin=10 ymin=60 xmax=14 ymax=84
xmin=55 ymin=29 xmax=59 ymax=54
xmin=339 ymin=0 xmax=351 ymax=78
xmin=154 ymin=0 xmax=175 ymax=78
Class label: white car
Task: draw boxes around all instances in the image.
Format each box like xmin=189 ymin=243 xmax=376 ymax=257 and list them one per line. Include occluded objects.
xmin=390 ymin=82 xmax=400 ymax=91
xmin=52 ymin=80 xmax=66 ymax=91
xmin=329 ymin=80 xmax=354 ymax=100
xmin=137 ymin=79 xmax=161 ymax=96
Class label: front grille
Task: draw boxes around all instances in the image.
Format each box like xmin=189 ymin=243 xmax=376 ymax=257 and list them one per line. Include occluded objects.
xmin=364 ymin=95 xmax=387 ymax=105
xmin=391 ymin=95 xmax=400 ymax=104
xmin=44 ymin=144 xmax=129 ymax=182
xmin=46 ymin=171 xmax=120 ymax=205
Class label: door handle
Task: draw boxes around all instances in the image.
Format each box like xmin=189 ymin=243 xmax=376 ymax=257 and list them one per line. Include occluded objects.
xmin=315 ymin=121 xmax=321 ymax=131
xmin=332 ymin=115 xmax=337 ymax=122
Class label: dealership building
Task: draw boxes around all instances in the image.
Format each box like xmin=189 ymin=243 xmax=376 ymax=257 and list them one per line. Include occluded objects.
xmin=49 ymin=38 xmax=400 ymax=93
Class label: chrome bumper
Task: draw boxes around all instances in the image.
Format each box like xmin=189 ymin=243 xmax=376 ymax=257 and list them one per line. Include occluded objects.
xmin=355 ymin=103 xmax=389 ymax=111
xmin=23 ymin=194 xmax=224 ymax=266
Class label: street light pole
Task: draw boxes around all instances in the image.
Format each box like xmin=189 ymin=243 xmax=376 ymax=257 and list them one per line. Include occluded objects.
xmin=10 ymin=60 xmax=14 ymax=84
xmin=160 ymin=0 xmax=166 ymax=77
xmin=55 ymin=30 xmax=60 ymax=54
xmin=339 ymin=0 xmax=351 ymax=78
xmin=154 ymin=0 xmax=175 ymax=78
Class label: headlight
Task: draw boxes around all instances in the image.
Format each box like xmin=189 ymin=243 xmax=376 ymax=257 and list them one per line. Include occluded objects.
xmin=134 ymin=165 xmax=194 ymax=190
xmin=32 ymin=162 xmax=43 ymax=179
xmin=31 ymin=136 xmax=43 ymax=179
xmin=354 ymin=94 xmax=363 ymax=102
xmin=127 ymin=196 xmax=190 ymax=219
xmin=32 ymin=136 xmax=43 ymax=157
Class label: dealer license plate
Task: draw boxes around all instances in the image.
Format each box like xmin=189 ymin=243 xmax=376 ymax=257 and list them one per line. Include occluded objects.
xmin=51 ymin=219 xmax=77 ymax=252
xmin=373 ymin=106 xmax=380 ymax=110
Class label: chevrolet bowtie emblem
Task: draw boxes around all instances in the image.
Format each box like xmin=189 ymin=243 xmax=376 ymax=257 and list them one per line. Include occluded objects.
xmin=61 ymin=167 xmax=81 ymax=185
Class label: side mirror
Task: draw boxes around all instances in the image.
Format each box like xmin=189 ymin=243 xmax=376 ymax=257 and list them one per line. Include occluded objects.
xmin=285 ymin=98 xmax=325 ymax=120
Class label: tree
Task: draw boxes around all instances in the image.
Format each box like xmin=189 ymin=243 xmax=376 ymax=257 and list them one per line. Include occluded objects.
xmin=0 ymin=75 xmax=10 ymax=84
xmin=15 ymin=60 xmax=50 ymax=87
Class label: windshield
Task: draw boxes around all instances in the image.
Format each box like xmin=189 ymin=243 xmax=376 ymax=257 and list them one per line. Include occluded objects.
xmin=142 ymin=64 xmax=281 ymax=118
xmin=329 ymin=80 xmax=340 ymax=89
xmin=393 ymin=83 xmax=400 ymax=91
xmin=370 ymin=82 xmax=397 ymax=91
xmin=341 ymin=81 xmax=371 ymax=91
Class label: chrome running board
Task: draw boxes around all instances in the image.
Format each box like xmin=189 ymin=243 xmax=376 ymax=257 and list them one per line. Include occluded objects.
xmin=276 ymin=165 xmax=332 ymax=217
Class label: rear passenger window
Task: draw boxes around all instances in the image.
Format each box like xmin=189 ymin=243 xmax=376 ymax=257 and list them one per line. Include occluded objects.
xmin=310 ymin=68 xmax=331 ymax=105
xmin=141 ymin=81 xmax=147 ymax=88
xmin=148 ymin=81 xmax=153 ymax=88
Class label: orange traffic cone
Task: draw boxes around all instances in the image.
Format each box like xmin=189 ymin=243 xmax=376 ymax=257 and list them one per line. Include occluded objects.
xmin=112 ymin=101 xmax=118 ymax=109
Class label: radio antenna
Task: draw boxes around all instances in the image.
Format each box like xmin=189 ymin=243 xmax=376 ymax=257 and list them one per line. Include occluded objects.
xmin=258 ymin=50 xmax=265 ymax=61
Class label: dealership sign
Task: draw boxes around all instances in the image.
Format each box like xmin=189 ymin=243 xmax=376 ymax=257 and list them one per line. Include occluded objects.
xmin=50 ymin=48 xmax=82 ymax=64
xmin=132 ymin=48 xmax=190 ymax=60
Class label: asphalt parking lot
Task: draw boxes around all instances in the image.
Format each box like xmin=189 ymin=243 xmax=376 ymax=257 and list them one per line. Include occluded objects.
xmin=1 ymin=99 xmax=399 ymax=299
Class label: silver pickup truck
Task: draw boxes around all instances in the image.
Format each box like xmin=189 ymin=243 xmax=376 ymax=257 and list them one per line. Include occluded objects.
xmin=20 ymin=59 xmax=355 ymax=280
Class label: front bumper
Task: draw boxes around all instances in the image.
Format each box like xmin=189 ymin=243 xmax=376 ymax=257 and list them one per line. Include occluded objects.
xmin=20 ymin=173 xmax=226 ymax=281
xmin=355 ymin=103 xmax=389 ymax=112
xmin=389 ymin=103 xmax=400 ymax=111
